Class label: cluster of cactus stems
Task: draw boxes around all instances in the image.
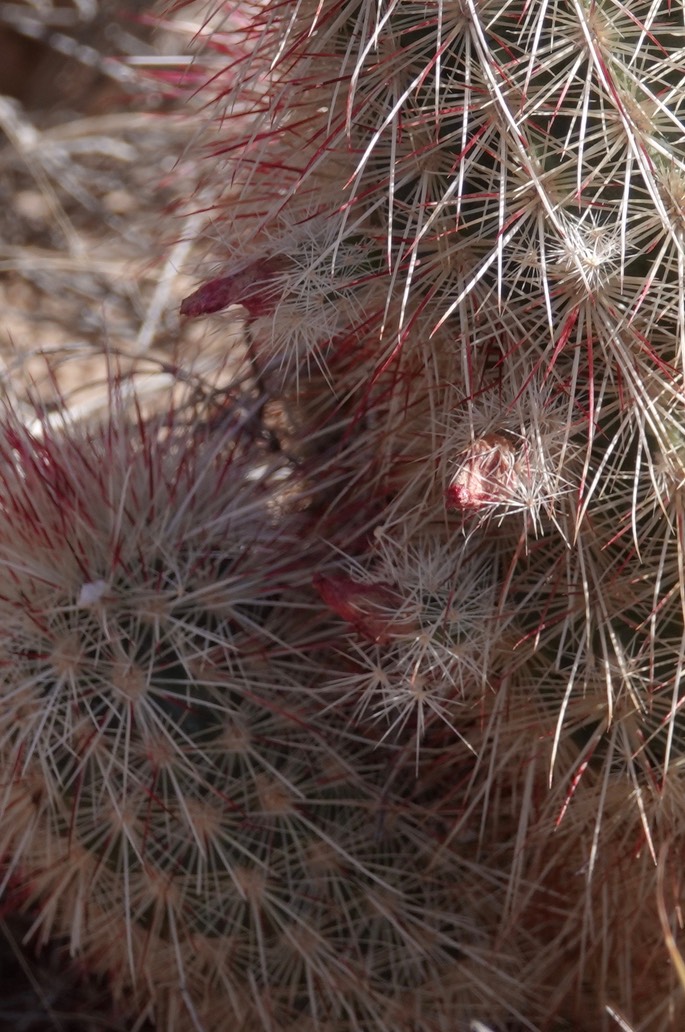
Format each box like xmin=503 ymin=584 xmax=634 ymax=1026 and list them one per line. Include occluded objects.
xmin=4 ymin=0 xmax=685 ymax=1029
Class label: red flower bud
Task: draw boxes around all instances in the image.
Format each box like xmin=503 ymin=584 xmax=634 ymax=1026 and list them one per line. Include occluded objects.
xmin=446 ymin=433 xmax=518 ymax=512
xmin=314 ymin=573 xmax=419 ymax=644
xmin=180 ymin=257 xmax=283 ymax=318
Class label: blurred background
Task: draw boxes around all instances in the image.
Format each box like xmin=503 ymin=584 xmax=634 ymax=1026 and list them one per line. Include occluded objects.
xmin=0 ymin=0 xmax=233 ymax=424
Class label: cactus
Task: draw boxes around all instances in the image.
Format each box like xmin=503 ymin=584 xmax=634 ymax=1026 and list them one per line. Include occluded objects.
xmin=0 ymin=380 xmax=538 ymax=1030
xmin=169 ymin=0 xmax=685 ymax=1029
xmin=4 ymin=0 xmax=685 ymax=1030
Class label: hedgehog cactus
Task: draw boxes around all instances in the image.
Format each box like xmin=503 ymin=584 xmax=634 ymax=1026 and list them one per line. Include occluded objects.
xmin=0 ymin=385 xmax=534 ymax=1030
xmin=3 ymin=0 xmax=685 ymax=1030
xmin=169 ymin=0 xmax=685 ymax=1028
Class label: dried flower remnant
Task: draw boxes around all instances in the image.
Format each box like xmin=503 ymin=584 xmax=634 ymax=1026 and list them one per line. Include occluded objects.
xmin=180 ymin=256 xmax=284 ymax=318
xmin=446 ymin=434 xmax=519 ymax=513
xmin=314 ymin=573 xmax=420 ymax=644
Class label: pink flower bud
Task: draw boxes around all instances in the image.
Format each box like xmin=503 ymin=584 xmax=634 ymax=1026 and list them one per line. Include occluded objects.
xmin=446 ymin=433 xmax=518 ymax=512
xmin=180 ymin=257 xmax=283 ymax=318
xmin=313 ymin=574 xmax=418 ymax=645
